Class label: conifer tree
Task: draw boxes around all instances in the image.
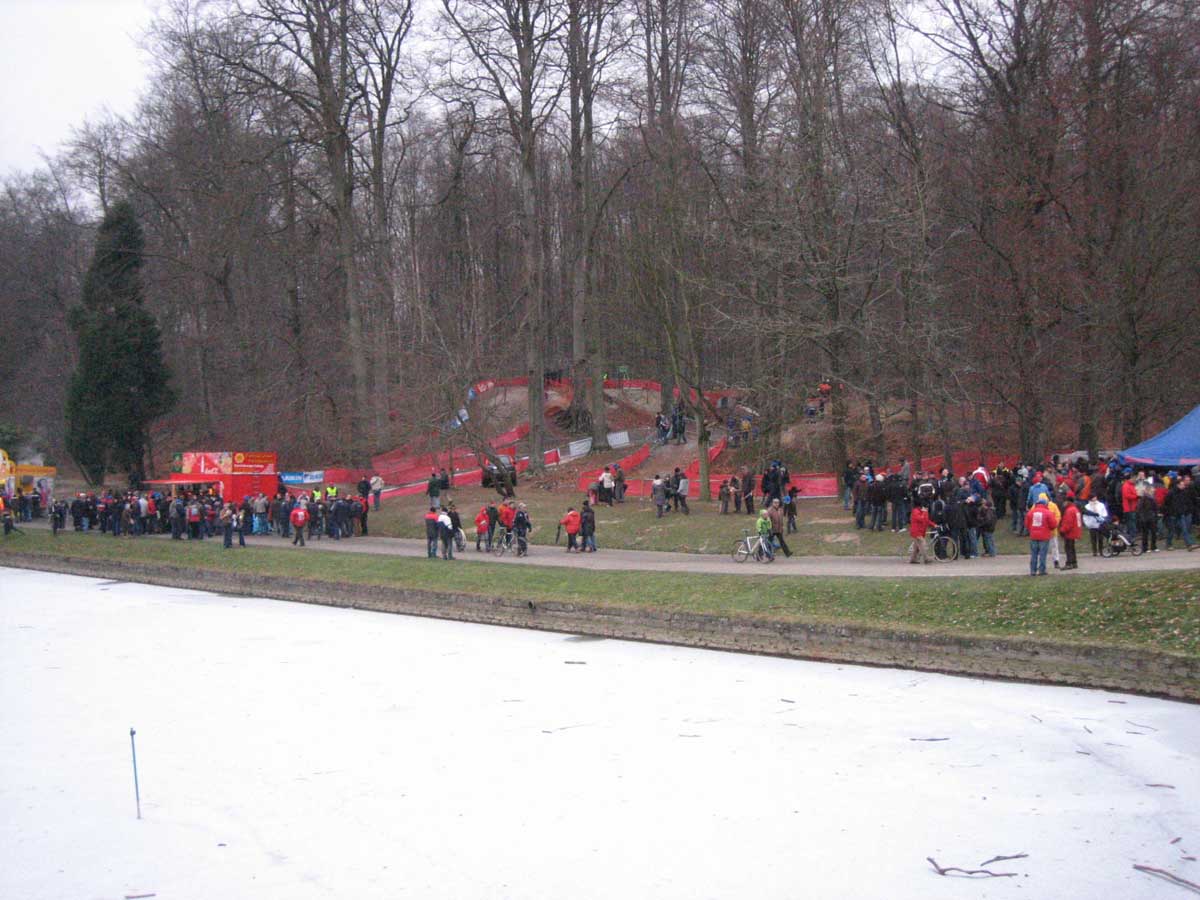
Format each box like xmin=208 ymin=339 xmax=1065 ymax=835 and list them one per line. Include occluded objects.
xmin=65 ymin=200 xmax=175 ymax=485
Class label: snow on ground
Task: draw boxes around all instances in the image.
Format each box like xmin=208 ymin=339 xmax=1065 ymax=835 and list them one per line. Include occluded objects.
xmin=1 ymin=567 xmax=1197 ymax=900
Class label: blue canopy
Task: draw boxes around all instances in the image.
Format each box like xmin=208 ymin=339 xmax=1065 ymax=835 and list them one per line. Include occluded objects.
xmin=1116 ymin=405 xmax=1200 ymax=468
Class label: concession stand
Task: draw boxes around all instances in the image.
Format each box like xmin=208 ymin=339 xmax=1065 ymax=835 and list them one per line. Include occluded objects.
xmin=145 ymin=451 xmax=279 ymax=499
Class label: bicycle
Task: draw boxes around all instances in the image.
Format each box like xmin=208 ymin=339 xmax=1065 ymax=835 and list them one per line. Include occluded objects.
xmin=732 ymin=529 xmax=775 ymax=563
xmin=931 ymin=524 xmax=959 ymax=561
xmin=491 ymin=529 xmax=514 ymax=557
xmin=897 ymin=525 xmax=958 ymax=562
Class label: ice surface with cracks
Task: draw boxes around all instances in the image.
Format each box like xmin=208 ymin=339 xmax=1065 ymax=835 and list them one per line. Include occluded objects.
xmin=1 ymin=567 xmax=1197 ymax=899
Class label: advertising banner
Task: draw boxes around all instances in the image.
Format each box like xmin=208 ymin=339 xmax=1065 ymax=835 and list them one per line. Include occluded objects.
xmin=232 ymin=451 xmax=277 ymax=474
xmin=280 ymin=471 xmax=326 ymax=485
xmin=180 ymin=452 xmax=233 ymax=476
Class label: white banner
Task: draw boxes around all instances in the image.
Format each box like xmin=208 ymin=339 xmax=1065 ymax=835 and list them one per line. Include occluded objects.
xmin=607 ymin=430 xmax=630 ymax=448
xmin=568 ymin=438 xmax=593 ymax=458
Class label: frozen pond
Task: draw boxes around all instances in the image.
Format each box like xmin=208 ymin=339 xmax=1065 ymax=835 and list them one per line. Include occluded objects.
xmin=2 ymin=567 xmax=1197 ymax=899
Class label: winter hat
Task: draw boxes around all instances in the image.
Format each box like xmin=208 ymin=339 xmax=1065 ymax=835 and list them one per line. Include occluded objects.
xmin=1036 ymin=496 xmax=1048 ymax=505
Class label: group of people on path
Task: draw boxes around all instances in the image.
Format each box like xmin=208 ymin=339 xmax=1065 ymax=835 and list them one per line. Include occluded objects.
xmin=847 ymin=456 xmax=1200 ymax=571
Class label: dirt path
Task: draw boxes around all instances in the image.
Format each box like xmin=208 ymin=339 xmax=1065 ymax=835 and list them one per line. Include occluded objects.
xmin=242 ymin=530 xmax=1200 ymax=578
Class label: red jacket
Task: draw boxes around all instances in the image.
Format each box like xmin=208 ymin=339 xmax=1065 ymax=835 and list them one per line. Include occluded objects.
xmin=498 ymin=505 xmax=516 ymax=528
xmin=1025 ymin=504 xmax=1060 ymax=541
xmin=559 ymin=510 xmax=581 ymax=535
xmin=1058 ymin=504 xmax=1082 ymax=540
xmin=474 ymin=508 xmax=489 ymax=533
xmin=290 ymin=507 xmax=309 ymax=528
xmin=909 ymin=506 xmax=930 ymax=538
xmin=1121 ymin=480 xmax=1139 ymax=514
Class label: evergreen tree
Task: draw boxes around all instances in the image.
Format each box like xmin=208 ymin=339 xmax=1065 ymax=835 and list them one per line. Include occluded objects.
xmin=65 ymin=200 xmax=175 ymax=486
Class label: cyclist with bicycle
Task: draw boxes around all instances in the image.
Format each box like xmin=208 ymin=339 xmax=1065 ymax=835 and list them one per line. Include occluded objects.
xmin=756 ymin=509 xmax=775 ymax=561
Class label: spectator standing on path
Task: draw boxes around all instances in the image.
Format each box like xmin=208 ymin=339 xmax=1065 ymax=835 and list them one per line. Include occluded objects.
xmin=474 ymin=506 xmax=490 ymax=551
xmin=580 ymin=501 xmax=597 ymax=552
xmin=560 ymin=506 xmax=582 ymax=551
xmin=1165 ymin=476 xmax=1197 ymax=550
xmin=446 ymin=503 xmax=462 ymax=551
xmin=730 ymin=474 xmax=741 ymax=513
xmin=908 ymin=503 xmax=931 ymax=564
xmin=513 ymin=503 xmax=533 ymax=556
xmin=357 ymin=476 xmax=371 ymax=506
xmin=486 ymin=499 xmax=500 ymax=550
xmin=766 ymin=499 xmax=792 ymax=557
xmin=370 ymin=473 xmax=384 ymax=510
xmin=438 ymin=507 xmax=455 ymax=560
xmin=426 ymin=471 xmax=442 ymax=510
xmin=1025 ymin=496 xmax=1059 ymax=576
xmin=424 ymin=507 xmax=440 ymax=558
xmin=290 ymin=501 xmax=309 ymax=546
xmin=613 ymin=463 xmax=626 ymax=503
xmin=742 ymin=469 xmax=756 ymax=515
xmin=1120 ymin=470 xmax=1139 ymax=539
xmin=842 ymin=461 xmax=856 ymax=510
xmin=1082 ymin=495 xmax=1109 ymax=556
xmin=1136 ymin=487 xmax=1159 ymax=553
xmin=1059 ymin=499 xmax=1082 ymax=570
xmin=718 ymin=480 xmax=731 ymax=514
xmin=652 ymin=475 xmax=669 ymax=518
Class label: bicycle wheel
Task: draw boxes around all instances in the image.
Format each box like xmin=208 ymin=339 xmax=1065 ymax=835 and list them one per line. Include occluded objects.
xmin=934 ymin=535 xmax=958 ymax=561
xmin=1101 ymin=536 xmax=1115 ymax=558
xmin=1129 ymin=538 xmax=1145 ymax=557
xmin=732 ymin=541 xmax=750 ymax=563
xmin=492 ymin=537 xmax=509 ymax=557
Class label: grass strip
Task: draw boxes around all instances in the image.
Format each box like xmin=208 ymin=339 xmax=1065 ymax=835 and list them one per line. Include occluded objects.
xmin=3 ymin=531 xmax=1198 ymax=657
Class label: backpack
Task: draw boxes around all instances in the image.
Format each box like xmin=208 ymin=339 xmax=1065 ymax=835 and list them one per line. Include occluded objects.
xmin=929 ymin=498 xmax=946 ymax=524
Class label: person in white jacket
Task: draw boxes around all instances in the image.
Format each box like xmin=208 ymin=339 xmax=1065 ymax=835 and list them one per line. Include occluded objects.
xmin=1082 ymin=497 xmax=1109 ymax=557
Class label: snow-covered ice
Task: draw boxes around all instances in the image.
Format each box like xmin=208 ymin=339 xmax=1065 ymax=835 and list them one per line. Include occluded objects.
xmin=1 ymin=566 xmax=1198 ymax=899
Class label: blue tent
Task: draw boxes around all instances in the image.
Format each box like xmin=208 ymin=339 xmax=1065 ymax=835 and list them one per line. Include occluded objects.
xmin=1116 ymin=405 xmax=1200 ymax=468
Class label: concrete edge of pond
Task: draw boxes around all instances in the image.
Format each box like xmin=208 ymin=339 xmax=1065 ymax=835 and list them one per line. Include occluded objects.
xmin=4 ymin=552 xmax=1197 ymax=703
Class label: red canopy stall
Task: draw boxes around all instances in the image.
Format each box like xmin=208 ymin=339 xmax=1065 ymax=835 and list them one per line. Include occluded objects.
xmin=148 ymin=451 xmax=280 ymax=499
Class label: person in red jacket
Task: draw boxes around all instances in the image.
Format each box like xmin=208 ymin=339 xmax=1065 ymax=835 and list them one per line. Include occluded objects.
xmin=559 ymin=507 xmax=582 ymax=552
xmin=908 ymin=504 xmax=931 ymax=564
xmin=1058 ymin=500 xmax=1082 ymax=570
xmin=497 ymin=500 xmax=516 ymax=550
xmin=1120 ymin=472 xmax=1139 ymax=539
xmin=474 ymin=506 xmax=490 ymax=551
xmin=1025 ymin=496 xmax=1060 ymax=575
xmin=290 ymin=502 xmax=309 ymax=547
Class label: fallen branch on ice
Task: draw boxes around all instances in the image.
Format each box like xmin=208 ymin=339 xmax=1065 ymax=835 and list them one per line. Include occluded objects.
xmin=980 ymin=853 xmax=1028 ymax=867
xmin=1132 ymin=865 xmax=1200 ymax=894
xmin=927 ymin=858 xmax=1018 ymax=878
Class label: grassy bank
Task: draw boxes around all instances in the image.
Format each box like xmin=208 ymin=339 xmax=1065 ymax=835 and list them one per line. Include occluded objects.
xmin=3 ymin=531 xmax=1198 ymax=657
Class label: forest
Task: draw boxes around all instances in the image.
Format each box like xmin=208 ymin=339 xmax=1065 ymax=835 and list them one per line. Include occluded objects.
xmin=1 ymin=0 xmax=1197 ymax=475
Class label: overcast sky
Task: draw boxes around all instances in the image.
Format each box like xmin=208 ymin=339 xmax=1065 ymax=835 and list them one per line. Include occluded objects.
xmin=0 ymin=0 xmax=158 ymax=175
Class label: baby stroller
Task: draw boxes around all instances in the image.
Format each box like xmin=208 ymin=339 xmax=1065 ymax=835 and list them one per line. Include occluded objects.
xmin=1099 ymin=519 xmax=1143 ymax=557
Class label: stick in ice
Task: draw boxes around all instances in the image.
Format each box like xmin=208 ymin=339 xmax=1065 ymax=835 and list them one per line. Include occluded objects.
xmin=130 ymin=728 xmax=141 ymax=820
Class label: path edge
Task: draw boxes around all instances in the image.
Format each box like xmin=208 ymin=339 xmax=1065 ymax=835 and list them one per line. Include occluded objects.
xmin=5 ymin=552 xmax=1197 ymax=702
